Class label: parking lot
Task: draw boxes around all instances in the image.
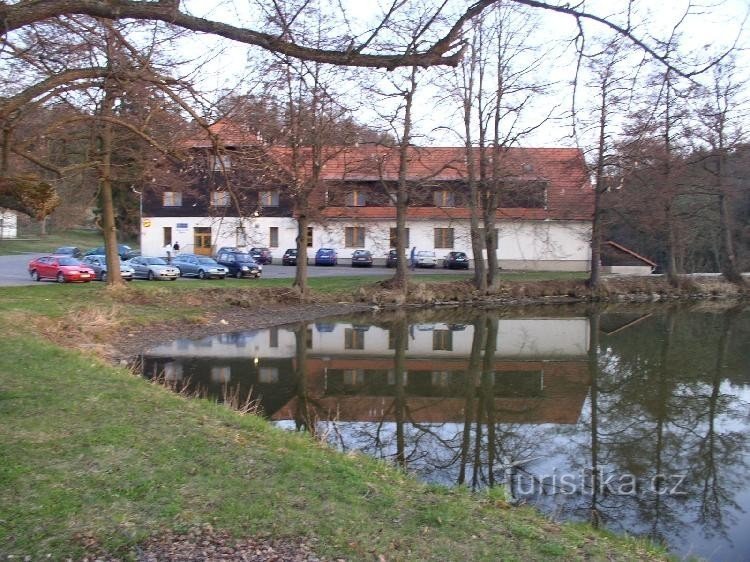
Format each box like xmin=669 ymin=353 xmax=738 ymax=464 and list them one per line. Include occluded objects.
xmin=0 ymin=253 xmax=467 ymax=286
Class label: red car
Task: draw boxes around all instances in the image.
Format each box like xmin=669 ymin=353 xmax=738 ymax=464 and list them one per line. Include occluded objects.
xmin=28 ymin=255 xmax=96 ymax=283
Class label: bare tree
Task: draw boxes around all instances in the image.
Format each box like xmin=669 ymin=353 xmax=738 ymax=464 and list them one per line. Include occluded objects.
xmin=695 ymin=58 xmax=748 ymax=285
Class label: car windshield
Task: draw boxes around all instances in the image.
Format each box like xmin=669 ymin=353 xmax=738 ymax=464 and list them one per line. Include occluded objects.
xmin=198 ymin=258 xmax=219 ymax=265
xmin=353 ymin=250 xmax=368 ymax=255
xmin=286 ymin=249 xmax=297 ymax=255
xmin=58 ymin=257 xmax=81 ymax=266
xmin=319 ymin=249 xmax=333 ymax=255
xmin=235 ymin=254 xmax=255 ymax=263
xmin=145 ymin=257 xmax=167 ymax=265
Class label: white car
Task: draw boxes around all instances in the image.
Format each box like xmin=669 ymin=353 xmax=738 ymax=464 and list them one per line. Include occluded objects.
xmin=415 ymin=250 xmax=437 ymax=268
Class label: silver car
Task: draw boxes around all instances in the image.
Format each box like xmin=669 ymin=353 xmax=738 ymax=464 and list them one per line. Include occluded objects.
xmin=172 ymin=254 xmax=228 ymax=279
xmin=81 ymin=254 xmax=135 ymax=281
xmin=125 ymin=256 xmax=180 ymax=281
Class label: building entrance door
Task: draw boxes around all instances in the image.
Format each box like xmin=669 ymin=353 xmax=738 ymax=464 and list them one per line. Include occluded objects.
xmin=194 ymin=227 xmax=212 ymax=255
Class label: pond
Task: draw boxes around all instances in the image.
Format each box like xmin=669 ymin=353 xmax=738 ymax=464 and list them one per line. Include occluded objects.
xmin=139 ymin=303 xmax=750 ymax=561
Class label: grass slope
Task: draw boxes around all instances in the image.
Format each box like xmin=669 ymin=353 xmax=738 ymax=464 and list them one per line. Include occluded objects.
xmin=0 ymin=339 xmax=668 ymax=559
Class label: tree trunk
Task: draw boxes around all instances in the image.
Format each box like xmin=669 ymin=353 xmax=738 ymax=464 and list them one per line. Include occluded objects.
xmin=293 ymin=204 xmax=309 ymax=295
xmin=393 ymin=67 xmax=418 ymax=294
xmin=99 ymin=75 xmax=124 ymax=287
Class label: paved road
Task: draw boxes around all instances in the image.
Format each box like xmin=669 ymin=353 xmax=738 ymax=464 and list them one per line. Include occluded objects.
xmin=0 ymin=253 xmax=45 ymax=286
xmin=0 ymin=253 xmax=468 ymax=287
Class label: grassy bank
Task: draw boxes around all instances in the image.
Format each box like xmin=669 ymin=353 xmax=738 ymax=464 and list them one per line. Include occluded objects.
xmin=0 ymin=335 xmax=667 ymax=561
xmin=0 ymin=280 xmax=714 ymax=560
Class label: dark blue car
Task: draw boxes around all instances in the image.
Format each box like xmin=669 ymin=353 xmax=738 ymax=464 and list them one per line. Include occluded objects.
xmin=314 ymin=248 xmax=338 ymax=266
xmin=214 ymin=250 xmax=263 ymax=278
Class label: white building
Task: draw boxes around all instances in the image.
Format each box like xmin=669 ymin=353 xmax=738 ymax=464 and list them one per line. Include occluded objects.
xmin=139 ymin=122 xmax=594 ymax=270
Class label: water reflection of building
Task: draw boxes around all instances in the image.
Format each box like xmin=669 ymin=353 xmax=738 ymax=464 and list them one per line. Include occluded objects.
xmin=142 ymin=317 xmax=590 ymax=425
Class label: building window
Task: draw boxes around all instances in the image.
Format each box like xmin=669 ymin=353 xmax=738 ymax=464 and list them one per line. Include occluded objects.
xmin=433 ymin=190 xmax=455 ymax=207
xmin=431 ymin=371 xmax=452 ymax=387
xmin=258 ymin=367 xmax=279 ymax=384
xmin=236 ymin=227 xmax=247 ymax=246
xmin=210 ymin=366 xmax=231 ymax=383
xmin=259 ymin=190 xmax=279 ymax=206
xmin=163 ymin=226 xmax=172 ymax=246
xmin=269 ymin=226 xmax=279 ymax=248
xmin=307 ymin=226 xmax=313 ymax=248
xmin=269 ymin=327 xmax=278 ymax=348
xmin=162 ymin=191 xmax=182 ymax=207
xmin=345 ymin=328 xmax=365 ymax=350
xmin=345 ymin=226 xmax=365 ymax=248
xmin=343 ymin=369 xmax=365 ymax=386
xmin=389 ymin=227 xmax=409 ymax=248
xmin=433 ymin=330 xmax=453 ymax=351
xmin=211 ymin=191 xmax=230 ymax=207
xmin=345 ymin=190 xmax=366 ymax=206
xmin=499 ymin=180 xmax=547 ymax=208
xmin=434 ymin=228 xmax=454 ymax=249
xmin=212 ymin=154 xmax=232 ymax=171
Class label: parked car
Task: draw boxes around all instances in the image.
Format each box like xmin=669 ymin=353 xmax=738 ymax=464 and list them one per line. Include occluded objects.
xmin=415 ymin=250 xmax=437 ymax=268
xmin=215 ymin=250 xmax=263 ymax=279
xmin=125 ymin=256 xmax=179 ymax=280
xmin=282 ymin=248 xmax=298 ymax=266
xmin=385 ymin=249 xmax=407 ymax=268
xmin=215 ymin=246 xmax=242 ymax=257
xmin=52 ymin=246 xmax=82 ymax=259
xmin=350 ymin=249 xmax=373 ymax=267
xmin=442 ymin=251 xmax=470 ymax=269
xmin=250 ymin=247 xmax=273 ymax=265
xmin=172 ymin=254 xmax=228 ymax=279
xmin=314 ymin=248 xmax=338 ymax=266
xmin=84 ymin=244 xmax=139 ymax=261
xmin=28 ymin=255 xmax=95 ymax=283
xmin=81 ymin=254 xmax=135 ymax=281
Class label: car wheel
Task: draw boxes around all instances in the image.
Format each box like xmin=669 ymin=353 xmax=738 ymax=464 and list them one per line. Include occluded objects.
xmin=236 ymin=270 xmax=243 ymax=279
xmin=198 ymin=269 xmax=206 ymax=279
xmin=101 ymin=272 xmax=107 ymax=282
xmin=170 ymin=277 xmax=177 ymax=281
xmin=56 ymin=272 xmax=65 ymax=283
xmin=148 ymin=270 xmax=155 ymax=281
xmin=31 ymin=270 xmax=40 ymax=281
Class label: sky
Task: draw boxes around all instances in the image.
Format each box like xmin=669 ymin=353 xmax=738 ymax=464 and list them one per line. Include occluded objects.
xmin=174 ymin=0 xmax=750 ymax=151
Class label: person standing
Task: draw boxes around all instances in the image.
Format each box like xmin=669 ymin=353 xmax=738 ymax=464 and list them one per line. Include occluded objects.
xmin=163 ymin=242 xmax=173 ymax=263
xmin=172 ymin=241 xmax=180 ymax=256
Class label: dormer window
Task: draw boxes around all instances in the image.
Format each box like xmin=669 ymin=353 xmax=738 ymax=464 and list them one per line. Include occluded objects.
xmin=499 ymin=180 xmax=547 ymax=209
xmin=259 ymin=190 xmax=279 ymax=206
xmin=433 ymin=190 xmax=455 ymax=207
xmin=163 ymin=191 xmax=182 ymax=207
xmin=211 ymin=191 xmax=230 ymax=207
xmin=345 ymin=189 xmax=366 ymax=207
xmin=211 ymin=154 xmax=232 ymax=171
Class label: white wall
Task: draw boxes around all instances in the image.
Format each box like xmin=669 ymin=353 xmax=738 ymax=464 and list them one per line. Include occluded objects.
xmin=140 ymin=215 xmax=298 ymax=258
xmin=142 ymin=215 xmax=591 ymax=267
xmin=145 ymin=318 xmax=589 ymax=360
xmin=0 ymin=209 xmax=17 ymax=239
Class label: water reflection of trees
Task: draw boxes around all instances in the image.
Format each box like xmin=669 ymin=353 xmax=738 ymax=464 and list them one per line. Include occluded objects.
xmin=283 ymin=305 xmax=749 ymax=558
xmin=563 ymin=305 xmax=749 ymax=555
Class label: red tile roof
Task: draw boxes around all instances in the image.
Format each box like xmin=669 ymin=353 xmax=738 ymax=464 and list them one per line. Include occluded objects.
xmin=280 ymin=145 xmax=593 ymax=221
xmin=182 ymin=119 xmax=263 ymax=148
